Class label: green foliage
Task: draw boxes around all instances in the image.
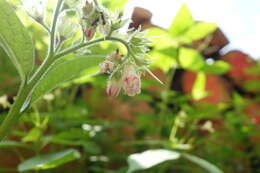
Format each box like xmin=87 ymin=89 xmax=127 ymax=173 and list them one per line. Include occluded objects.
xmin=32 ymin=55 xmax=104 ymax=103
xmin=169 ymin=4 xmax=194 ymax=37
xmin=0 ymin=1 xmax=259 ymax=173
xmin=178 ymin=47 xmax=205 ymax=71
xmin=127 ymin=149 xmax=180 ymax=173
xmin=192 ymin=72 xmax=207 ymax=100
xmin=0 ymin=0 xmax=34 ymax=81
xmin=18 ymin=149 xmax=81 ymax=172
xmin=182 ymin=153 xmax=224 ymax=173
xmin=202 ymin=60 xmax=230 ymax=75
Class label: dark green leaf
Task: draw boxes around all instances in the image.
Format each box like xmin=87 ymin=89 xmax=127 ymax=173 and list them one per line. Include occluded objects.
xmin=182 ymin=153 xmax=223 ymax=173
xmin=32 ymin=55 xmax=104 ymax=103
xmin=0 ymin=0 xmax=34 ymax=81
xmin=0 ymin=141 xmax=28 ymax=148
xmin=127 ymin=149 xmax=180 ymax=173
xmin=18 ymin=149 xmax=81 ymax=172
xmin=169 ymin=4 xmax=194 ymax=37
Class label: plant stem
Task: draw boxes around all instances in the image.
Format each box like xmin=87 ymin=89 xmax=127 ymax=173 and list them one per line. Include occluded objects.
xmin=49 ymin=0 xmax=64 ymax=55
xmin=0 ymin=0 xmax=64 ymax=141
xmin=0 ymin=0 xmax=133 ymax=141
xmin=55 ymin=36 xmax=131 ymax=59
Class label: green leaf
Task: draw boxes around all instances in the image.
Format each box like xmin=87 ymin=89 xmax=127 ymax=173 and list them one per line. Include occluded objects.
xmin=22 ymin=127 xmax=42 ymax=143
xmin=127 ymin=149 xmax=180 ymax=173
xmin=242 ymin=80 xmax=260 ymax=92
xmin=0 ymin=0 xmax=34 ymax=81
xmin=169 ymin=4 xmax=194 ymax=37
xmin=32 ymin=55 xmax=104 ymax=103
xmin=181 ymin=22 xmax=217 ymax=43
xmin=182 ymin=153 xmax=223 ymax=173
xmin=202 ymin=60 xmax=230 ymax=75
xmin=246 ymin=64 xmax=260 ymax=75
xmin=0 ymin=141 xmax=28 ymax=148
xmin=147 ymin=28 xmax=178 ymax=49
xmin=18 ymin=149 xmax=81 ymax=172
xmin=178 ymin=48 xmax=205 ymax=71
xmin=192 ymin=72 xmax=208 ymax=100
xmin=101 ymin=0 xmax=128 ymax=12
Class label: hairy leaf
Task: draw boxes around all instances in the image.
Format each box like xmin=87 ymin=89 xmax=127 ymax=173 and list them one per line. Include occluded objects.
xmin=0 ymin=0 xmax=34 ymax=81
xmin=32 ymin=55 xmax=103 ymax=103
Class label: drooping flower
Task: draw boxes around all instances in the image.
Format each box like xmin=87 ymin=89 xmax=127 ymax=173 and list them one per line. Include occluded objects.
xmin=84 ymin=27 xmax=96 ymax=40
xmin=106 ymin=77 xmax=122 ymax=97
xmin=122 ymin=64 xmax=141 ymax=96
xmin=99 ymin=60 xmax=114 ymax=74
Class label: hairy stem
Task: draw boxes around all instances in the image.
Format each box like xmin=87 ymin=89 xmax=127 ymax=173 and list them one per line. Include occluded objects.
xmin=55 ymin=36 xmax=131 ymax=59
xmin=0 ymin=0 xmax=64 ymax=141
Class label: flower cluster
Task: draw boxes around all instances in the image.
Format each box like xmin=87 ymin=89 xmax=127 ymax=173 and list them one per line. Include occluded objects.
xmin=79 ymin=1 xmax=127 ymax=40
xmin=22 ymin=0 xmax=159 ymax=97
xmin=99 ymin=27 xmax=154 ymax=97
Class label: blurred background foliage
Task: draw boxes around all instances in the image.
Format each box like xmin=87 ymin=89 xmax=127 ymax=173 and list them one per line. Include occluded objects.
xmin=0 ymin=0 xmax=260 ymax=173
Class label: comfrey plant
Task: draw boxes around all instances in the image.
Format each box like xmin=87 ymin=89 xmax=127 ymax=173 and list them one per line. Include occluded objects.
xmin=0 ymin=0 xmax=160 ymax=140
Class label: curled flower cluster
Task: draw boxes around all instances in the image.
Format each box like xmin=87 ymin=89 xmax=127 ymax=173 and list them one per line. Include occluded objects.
xmin=105 ymin=63 xmax=141 ymax=97
xmin=98 ymin=25 xmax=157 ymax=97
xmin=22 ymin=0 xmax=158 ymax=98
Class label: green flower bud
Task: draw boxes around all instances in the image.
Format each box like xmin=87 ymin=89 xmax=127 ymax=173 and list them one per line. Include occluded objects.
xmin=57 ymin=9 xmax=79 ymax=39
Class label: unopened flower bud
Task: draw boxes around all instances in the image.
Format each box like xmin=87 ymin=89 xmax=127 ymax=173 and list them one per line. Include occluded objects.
xmin=57 ymin=10 xmax=79 ymax=39
xmin=122 ymin=64 xmax=141 ymax=96
xmin=22 ymin=0 xmax=45 ymax=22
xmin=99 ymin=60 xmax=114 ymax=74
xmin=82 ymin=1 xmax=95 ymax=16
xmin=107 ymin=50 xmax=122 ymax=62
xmin=99 ymin=22 xmax=111 ymax=36
xmin=84 ymin=27 xmax=96 ymax=40
xmin=106 ymin=78 xmax=122 ymax=97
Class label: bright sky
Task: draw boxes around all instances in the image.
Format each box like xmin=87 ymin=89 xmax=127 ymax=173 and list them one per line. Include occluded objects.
xmin=125 ymin=0 xmax=260 ymax=59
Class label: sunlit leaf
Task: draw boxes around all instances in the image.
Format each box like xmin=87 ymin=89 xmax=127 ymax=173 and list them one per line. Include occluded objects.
xmin=168 ymin=4 xmax=194 ymax=37
xmin=147 ymin=28 xmax=178 ymax=49
xmin=0 ymin=0 xmax=34 ymax=81
xmin=32 ymin=55 xmax=104 ymax=103
xmin=182 ymin=153 xmax=223 ymax=173
xmin=178 ymin=48 xmax=205 ymax=71
xmin=181 ymin=22 xmax=217 ymax=43
xmin=18 ymin=149 xmax=81 ymax=172
xmin=127 ymin=149 xmax=180 ymax=173
xmin=202 ymin=60 xmax=230 ymax=74
xmin=101 ymin=0 xmax=128 ymax=12
xmin=192 ymin=72 xmax=208 ymax=100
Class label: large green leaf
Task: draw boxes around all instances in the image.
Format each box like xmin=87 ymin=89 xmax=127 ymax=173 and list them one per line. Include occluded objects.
xmin=127 ymin=149 xmax=180 ymax=173
xmin=180 ymin=22 xmax=217 ymax=44
xmin=182 ymin=153 xmax=223 ymax=173
xmin=168 ymin=4 xmax=194 ymax=37
xmin=0 ymin=0 xmax=34 ymax=81
xmin=18 ymin=149 xmax=81 ymax=172
xmin=178 ymin=47 xmax=205 ymax=71
xmin=32 ymin=55 xmax=103 ymax=103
